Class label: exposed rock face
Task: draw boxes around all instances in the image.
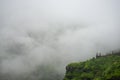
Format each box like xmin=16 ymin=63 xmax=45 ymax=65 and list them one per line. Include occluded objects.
xmin=63 ymin=51 xmax=120 ymax=80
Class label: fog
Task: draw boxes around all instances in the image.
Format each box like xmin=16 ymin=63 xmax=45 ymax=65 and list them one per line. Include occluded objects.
xmin=0 ymin=0 xmax=120 ymax=80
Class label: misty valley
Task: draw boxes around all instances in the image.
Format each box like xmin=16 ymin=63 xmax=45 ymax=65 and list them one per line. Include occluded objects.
xmin=0 ymin=64 xmax=63 ymax=80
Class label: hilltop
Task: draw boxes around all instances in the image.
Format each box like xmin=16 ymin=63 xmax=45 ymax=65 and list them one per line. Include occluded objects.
xmin=63 ymin=51 xmax=120 ymax=80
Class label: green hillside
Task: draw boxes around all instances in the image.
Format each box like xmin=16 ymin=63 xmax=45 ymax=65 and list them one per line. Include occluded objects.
xmin=63 ymin=51 xmax=120 ymax=80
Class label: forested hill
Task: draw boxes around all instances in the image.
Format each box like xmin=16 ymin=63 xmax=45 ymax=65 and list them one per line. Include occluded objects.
xmin=63 ymin=51 xmax=120 ymax=80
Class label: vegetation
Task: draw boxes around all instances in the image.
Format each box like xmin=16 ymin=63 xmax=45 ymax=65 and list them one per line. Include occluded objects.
xmin=63 ymin=51 xmax=120 ymax=80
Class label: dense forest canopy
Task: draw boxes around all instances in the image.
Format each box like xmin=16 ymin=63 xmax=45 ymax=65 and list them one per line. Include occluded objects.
xmin=64 ymin=51 xmax=120 ymax=80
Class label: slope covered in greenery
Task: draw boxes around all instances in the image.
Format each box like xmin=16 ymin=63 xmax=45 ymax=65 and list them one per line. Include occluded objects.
xmin=64 ymin=51 xmax=120 ymax=80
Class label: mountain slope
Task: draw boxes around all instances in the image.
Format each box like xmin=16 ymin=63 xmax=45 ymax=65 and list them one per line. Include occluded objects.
xmin=63 ymin=51 xmax=120 ymax=80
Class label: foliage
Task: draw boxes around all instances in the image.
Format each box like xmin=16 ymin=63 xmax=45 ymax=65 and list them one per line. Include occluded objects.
xmin=64 ymin=52 xmax=120 ymax=80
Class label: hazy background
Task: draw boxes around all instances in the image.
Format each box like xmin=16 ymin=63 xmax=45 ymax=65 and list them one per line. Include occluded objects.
xmin=0 ymin=0 xmax=120 ymax=80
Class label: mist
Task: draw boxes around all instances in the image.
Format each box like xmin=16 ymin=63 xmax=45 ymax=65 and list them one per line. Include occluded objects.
xmin=0 ymin=0 xmax=120 ymax=80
